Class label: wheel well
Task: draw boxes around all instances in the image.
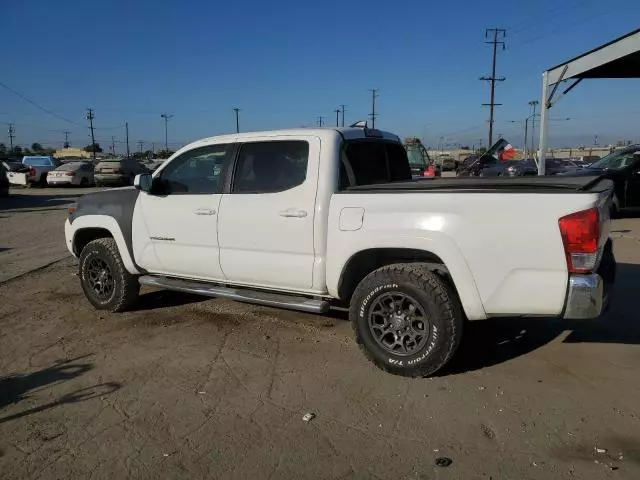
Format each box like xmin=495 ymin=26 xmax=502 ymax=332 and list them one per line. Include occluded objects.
xmin=337 ymin=248 xmax=450 ymax=302
xmin=73 ymin=228 xmax=112 ymax=255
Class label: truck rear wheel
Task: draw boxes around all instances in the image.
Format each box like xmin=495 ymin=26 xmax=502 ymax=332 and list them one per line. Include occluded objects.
xmin=349 ymin=264 xmax=464 ymax=377
xmin=79 ymin=238 xmax=140 ymax=312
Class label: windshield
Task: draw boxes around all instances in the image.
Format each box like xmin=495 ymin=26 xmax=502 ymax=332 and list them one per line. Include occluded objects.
xmin=589 ymin=150 xmax=639 ymax=170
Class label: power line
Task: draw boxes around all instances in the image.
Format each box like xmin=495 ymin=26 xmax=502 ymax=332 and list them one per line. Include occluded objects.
xmin=0 ymin=79 xmax=83 ymax=126
xmin=480 ymin=28 xmax=506 ymax=146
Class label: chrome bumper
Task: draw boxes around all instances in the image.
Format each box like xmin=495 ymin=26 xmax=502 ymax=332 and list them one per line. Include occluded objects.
xmin=563 ymin=274 xmax=605 ymax=319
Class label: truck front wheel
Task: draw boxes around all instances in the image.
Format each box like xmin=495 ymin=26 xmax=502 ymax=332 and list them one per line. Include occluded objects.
xmin=349 ymin=264 xmax=464 ymax=377
xmin=79 ymin=238 xmax=140 ymax=312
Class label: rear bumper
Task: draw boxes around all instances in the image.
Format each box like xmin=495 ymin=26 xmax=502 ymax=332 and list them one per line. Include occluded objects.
xmin=563 ymin=239 xmax=616 ymax=320
xmin=563 ymin=274 xmax=605 ymax=319
xmin=95 ymin=174 xmax=128 ymax=185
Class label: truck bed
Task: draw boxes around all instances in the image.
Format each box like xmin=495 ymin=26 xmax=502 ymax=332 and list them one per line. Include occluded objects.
xmin=346 ymin=175 xmax=612 ymax=194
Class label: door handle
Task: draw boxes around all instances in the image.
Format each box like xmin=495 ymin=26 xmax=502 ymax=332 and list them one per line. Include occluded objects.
xmin=193 ymin=208 xmax=216 ymax=215
xmin=279 ymin=209 xmax=307 ymax=218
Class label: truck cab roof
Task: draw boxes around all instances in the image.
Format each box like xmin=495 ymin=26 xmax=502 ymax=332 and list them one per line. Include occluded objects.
xmin=184 ymin=127 xmax=401 ymax=151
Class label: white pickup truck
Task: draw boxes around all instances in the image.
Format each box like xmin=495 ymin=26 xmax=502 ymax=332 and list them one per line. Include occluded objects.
xmin=64 ymin=127 xmax=616 ymax=376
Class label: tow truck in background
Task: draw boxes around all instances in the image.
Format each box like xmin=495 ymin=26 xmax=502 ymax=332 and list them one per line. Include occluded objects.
xmin=404 ymin=137 xmax=440 ymax=178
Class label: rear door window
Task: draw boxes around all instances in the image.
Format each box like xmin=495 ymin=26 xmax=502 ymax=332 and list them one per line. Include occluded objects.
xmin=231 ymin=141 xmax=309 ymax=194
xmin=340 ymin=141 xmax=411 ymax=188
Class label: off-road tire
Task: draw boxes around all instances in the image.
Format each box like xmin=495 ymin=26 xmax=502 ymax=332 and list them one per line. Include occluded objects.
xmin=350 ymin=263 xmax=464 ymax=377
xmin=79 ymin=238 xmax=140 ymax=312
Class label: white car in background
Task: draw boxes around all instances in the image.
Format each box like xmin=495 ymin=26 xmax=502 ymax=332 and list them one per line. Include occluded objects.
xmin=47 ymin=161 xmax=95 ymax=187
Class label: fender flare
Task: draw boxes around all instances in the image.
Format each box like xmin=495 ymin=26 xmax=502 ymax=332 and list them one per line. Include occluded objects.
xmin=329 ymin=234 xmax=486 ymax=320
xmin=70 ymin=215 xmax=140 ymax=275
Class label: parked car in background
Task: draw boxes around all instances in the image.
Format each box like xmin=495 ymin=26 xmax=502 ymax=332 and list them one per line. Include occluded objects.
xmin=436 ymin=155 xmax=457 ymax=171
xmin=0 ymin=161 xmax=9 ymax=196
xmin=2 ymin=160 xmax=30 ymax=187
xmin=560 ymin=146 xmax=640 ymax=216
xmin=456 ymin=139 xmax=511 ymax=176
xmin=47 ymin=161 xmax=95 ymax=187
xmin=22 ymin=155 xmax=61 ymax=187
xmin=94 ymin=158 xmax=149 ymax=187
xmin=483 ymin=158 xmax=576 ymax=177
xmin=571 ymin=155 xmax=601 ymax=166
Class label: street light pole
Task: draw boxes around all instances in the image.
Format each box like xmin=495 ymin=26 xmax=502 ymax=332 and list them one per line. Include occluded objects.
xmin=524 ymin=117 xmax=529 ymax=159
xmin=160 ymin=114 xmax=173 ymax=152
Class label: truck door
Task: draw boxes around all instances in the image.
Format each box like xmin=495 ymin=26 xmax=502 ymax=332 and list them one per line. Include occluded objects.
xmin=218 ymin=137 xmax=319 ymax=291
xmin=132 ymin=144 xmax=233 ymax=280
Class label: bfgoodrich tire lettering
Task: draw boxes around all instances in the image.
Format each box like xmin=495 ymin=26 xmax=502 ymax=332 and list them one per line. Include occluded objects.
xmin=350 ymin=263 xmax=464 ymax=377
xmin=79 ymin=238 xmax=140 ymax=312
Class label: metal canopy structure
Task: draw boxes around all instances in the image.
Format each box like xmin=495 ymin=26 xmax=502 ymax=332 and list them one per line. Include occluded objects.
xmin=538 ymin=28 xmax=640 ymax=174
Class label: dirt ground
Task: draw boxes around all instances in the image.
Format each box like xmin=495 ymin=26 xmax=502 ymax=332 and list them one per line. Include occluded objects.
xmin=1 ymin=188 xmax=640 ymax=480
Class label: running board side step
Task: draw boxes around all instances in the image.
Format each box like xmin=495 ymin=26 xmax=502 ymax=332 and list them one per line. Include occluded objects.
xmin=138 ymin=275 xmax=330 ymax=314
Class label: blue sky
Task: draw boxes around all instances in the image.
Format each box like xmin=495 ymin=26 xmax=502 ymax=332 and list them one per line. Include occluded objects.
xmin=1 ymin=0 xmax=639 ymax=151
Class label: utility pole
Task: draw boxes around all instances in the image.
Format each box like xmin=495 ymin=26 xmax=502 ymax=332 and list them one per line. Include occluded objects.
xmin=524 ymin=117 xmax=529 ymax=158
xmin=138 ymin=140 xmax=144 ymax=154
xmin=160 ymin=113 xmax=173 ymax=152
xmin=340 ymin=104 xmax=346 ymax=127
xmin=8 ymin=123 xmax=15 ymax=150
xmin=63 ymin=130 xmax=70 ymax=148
xmin=529 ymin=100 xmax=539 ymax=154
xmin=334 ymin=108 xmax=341 ymax=127
xmin=233 ymin=108 xmax=240 ymax=133
xmin=125 ymin=122 xmax=130 ymax=158
xmin=316 ymin=116 xmax=325 ymax=127
xmin=152 ymin=142 xmax=155 ymax=156
xmin=369 ymin=89 xmax=378 ymax=129
xmin=111 ymin=136 xmax=116 ymax=155
xmin=86 ymin=108 xmax=96 ymax=160
xmin=480 ymin=28 xmax=506 ymax=147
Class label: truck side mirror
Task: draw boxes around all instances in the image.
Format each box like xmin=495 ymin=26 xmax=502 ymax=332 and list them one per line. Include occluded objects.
xmin=134 ymin=173 xmax=153 ymax=192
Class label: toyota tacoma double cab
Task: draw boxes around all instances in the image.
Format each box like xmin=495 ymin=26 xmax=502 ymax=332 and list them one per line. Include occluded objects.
xmin=65 ymin=126 xmax=616 ymax=377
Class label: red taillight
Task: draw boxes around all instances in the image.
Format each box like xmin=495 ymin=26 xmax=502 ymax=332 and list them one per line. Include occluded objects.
xmin=64 ymin=171 xmax=76 ymax=176
xmin=29 ymin=168 xmax=36 ymax=176
xmin=558 ymin=208 xmax=600 ymax=273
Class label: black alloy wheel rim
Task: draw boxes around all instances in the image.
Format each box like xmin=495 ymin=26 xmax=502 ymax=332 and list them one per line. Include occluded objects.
xmin=86 ymin=257 xmax=114 ymax=300
xmin=368 ymin=292 xmax=430 ymax=356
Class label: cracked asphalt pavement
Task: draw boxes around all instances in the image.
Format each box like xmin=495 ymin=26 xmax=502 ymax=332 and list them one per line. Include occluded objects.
xmin=1 ymin=188 xmax=640 ymax=479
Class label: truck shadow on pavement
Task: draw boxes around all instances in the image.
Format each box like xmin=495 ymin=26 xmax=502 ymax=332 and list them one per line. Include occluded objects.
xmin=0 ymin=192 xmax=84 ymax=212
xmin=133 ymin=290 xmax=206 ymax=311
xmin=442 ymin=262 xmax=640 ymax=376
xmin=0 ymin=354 xmax=121 ymax=424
